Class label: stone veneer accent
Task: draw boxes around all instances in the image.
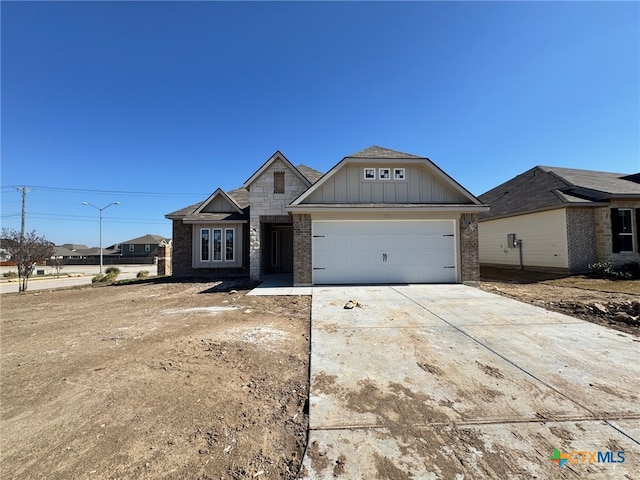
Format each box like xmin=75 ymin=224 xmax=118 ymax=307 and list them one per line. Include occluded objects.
xmin=249 ymin=158 xmax=310 ymax=280
xmin=292 ymin=214 xmax=312 ymax=285
xmin=157 ymin=243 xmax=172 ymax=276
xmin=594 ymin=200 xmax=640 ymax=267
xmin=566 ymin=208 xmax=597 ymax=272
xmin=460 ymin=213 xmax=480 ymax=283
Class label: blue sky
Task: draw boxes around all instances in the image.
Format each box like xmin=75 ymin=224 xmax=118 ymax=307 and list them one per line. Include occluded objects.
xmin=2 ymin=1 xmax=638 ymax=247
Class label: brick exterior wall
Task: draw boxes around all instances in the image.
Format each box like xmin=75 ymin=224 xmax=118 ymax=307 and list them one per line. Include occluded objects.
xmin=172 ymin=220 xmax=250 ymax=278
xmin=566 ymin=208 xmax=597 ymax=273
xmin=460 ymin=213 xmax=480 ymax=283
xmin=292 ymin=214 xmax=312 ymax=285
xmin=594 ymin=200 xmax=640 ymax=267
xmin=172 ymin=220 xmax=192 ymax=277
xmin=248 ymin=158 xmax=310 ymax=280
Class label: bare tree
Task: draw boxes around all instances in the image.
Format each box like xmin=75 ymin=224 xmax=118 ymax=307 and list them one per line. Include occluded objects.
xmin=52 ymin=256 xmax=65 ymax=278
xmin=1 ymin=229 xmax=55 ymax=292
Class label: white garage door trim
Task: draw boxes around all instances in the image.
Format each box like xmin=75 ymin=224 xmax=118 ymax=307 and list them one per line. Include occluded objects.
xmin=312 ymin=219 xmax=458 ymax=285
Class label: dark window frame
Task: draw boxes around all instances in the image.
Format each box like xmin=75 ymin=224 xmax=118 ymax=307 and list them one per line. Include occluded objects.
xmin=274 ymin=171 xmax=285 ymax=194
xmin=611 ymin=208 xmax=634 ymax=253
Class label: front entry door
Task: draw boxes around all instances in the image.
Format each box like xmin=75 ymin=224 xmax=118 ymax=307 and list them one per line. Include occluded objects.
xmin=268 ymin=225 xmax=293 ymax=273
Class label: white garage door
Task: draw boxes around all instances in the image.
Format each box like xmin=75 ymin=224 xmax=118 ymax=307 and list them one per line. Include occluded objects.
xmin=312 ymin=220 xmax=457 ymax=284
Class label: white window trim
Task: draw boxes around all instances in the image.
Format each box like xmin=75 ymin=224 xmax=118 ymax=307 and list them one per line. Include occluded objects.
xmin=364 ymin=168 xmax=376 ymax=180
xmin=128 ymin=244 xmax=135 ymax=252
xmin=200 ymin=228 xmax=210 ymax=262
xmin=225 ymin=228 xmax=235 ymax=262
xmin=394 ymin=168 xmax=406 ymax=180
xmin=379 ymin=168 xmax=391 ymax=180
xmin=144 ymin=244 xmax=151 ymax=252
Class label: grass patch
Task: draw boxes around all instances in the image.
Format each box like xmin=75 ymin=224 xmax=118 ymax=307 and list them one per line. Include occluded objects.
xmin=544 ymin=276 xmax=640 ymax=295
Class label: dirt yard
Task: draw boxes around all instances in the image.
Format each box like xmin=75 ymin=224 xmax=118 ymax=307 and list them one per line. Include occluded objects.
xmin=479 ymin=267 xmax=640 ymax=337
xmin=1 ymin=280 xmax=311 ymax=479
xmin=1 ymin=272 xmax=638 ymax=479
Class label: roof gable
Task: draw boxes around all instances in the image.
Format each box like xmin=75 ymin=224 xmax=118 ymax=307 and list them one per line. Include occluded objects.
xmin=291 ymin=146 xmax=482 ymax=206
xmin=243 ymin=151 xmax=312 ymax=190
xmin=194 ymin=188 xmax=243 ymax=214
xmin=479 ymin=165 xmax=640 ymax=220
xmin=116 ymin=234 xmax=169 ymax=246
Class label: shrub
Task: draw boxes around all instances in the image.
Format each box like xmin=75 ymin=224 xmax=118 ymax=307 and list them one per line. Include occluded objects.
xmin=136 ymin=270 xmax=149 ymax=278
xmin=104 ymin=272 xmax=118 ymax=282
xmin=92 ymin=272 xmax=118 ymax=284
xmin=105 ymin=266 xmax=120 ymax=275
xmin=3 ymin=271 xmax=17 ymax=278
xmin=619 ymin=262 xmax=640 ymax=280
xmin=588 ymin=261 xmax=638 ymax=280
xmin=587 ymin=262 xmax=615 ymax=278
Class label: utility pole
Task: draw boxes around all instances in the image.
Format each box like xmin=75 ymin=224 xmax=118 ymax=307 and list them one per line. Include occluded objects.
xmin=14 ymin=186 xmax=30 ymax=243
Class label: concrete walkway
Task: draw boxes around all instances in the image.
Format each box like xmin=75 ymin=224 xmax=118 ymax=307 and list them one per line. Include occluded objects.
xmin=300 ymin=285 xmax=640 ymax=479
xmin=247 ymin=274 xmax=313 ymax=296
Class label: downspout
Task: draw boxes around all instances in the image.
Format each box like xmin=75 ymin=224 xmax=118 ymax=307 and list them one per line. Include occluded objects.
xmin=517 ymin=239 xmax=523 ymax=270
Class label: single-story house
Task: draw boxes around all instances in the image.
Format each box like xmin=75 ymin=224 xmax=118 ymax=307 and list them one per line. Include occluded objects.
xmin=478 ymin=166 xmax=640 ymax=273
xmin=112 ymin=234 xmax=171 ymax=257
xmin=166 ymin=146 xmax=488 ymax=285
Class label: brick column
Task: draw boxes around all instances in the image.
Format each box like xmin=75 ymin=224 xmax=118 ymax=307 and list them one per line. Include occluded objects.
xmin=172 ymin=221 xmax=192 ymax=277
xmin=293 ymin=214 xmax=312 ymax=285
xmin=460 ymin=213 xmax=480 ymax=283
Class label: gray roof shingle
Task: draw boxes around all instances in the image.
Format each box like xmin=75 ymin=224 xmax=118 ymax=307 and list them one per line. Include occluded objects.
xmin=479 ymin=165 xmax=640 ymax=220
xmin=165 ymin=163 xmax=323 ymax=220
xmin=347 ymin=146 xmax=423 ymax=159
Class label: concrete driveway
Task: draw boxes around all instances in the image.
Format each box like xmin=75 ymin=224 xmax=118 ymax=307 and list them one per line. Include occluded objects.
xmin=301 ymin=285 xmax=640 ymax=479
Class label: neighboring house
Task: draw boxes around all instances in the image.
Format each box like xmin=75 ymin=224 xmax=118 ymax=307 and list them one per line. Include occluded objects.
xmin=114 ymin=234 xmax=171 ymax=257
xmin=52 ymin=246 xmax=85 ymax=260
xmin=478 ymin=166 xmax=640 ymax=273
xmin=166 ymin=146 xmax=487 ymax=285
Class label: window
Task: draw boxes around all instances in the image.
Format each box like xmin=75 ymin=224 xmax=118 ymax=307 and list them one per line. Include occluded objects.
xmin=213 ymin=229 xmax=222 ymax=261
xmin=274 ymin=171 xmax=285 ymax=193
xmin=394 ymin=168 xmax=406 ymax=180
xmin=144 ymin=244 xmax=150 ymax=252
xmin=201 ymin=229 xmax=210 ymax=261
xmin=225 ymin=228 xmax=234 ymax=261
xmin=129 ymin=245 xmax=135 ymax=252
xmin=364 ymin=168 xmax=376 ymax=180
xmin=611 ymin=208 xmax=634 ymax=253
xmin=379 ymin=168 xmax=390 ymax=180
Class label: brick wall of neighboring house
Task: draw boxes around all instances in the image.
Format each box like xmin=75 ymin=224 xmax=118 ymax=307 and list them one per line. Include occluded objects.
xmin=460 ymin=213 xmax=480 ymax=283
xmin=292 ymin=214 xmax=312 ymax=285
xmin=594 ymin=200 xmax=640 ymax=267
xmin=566 ymin=208 xmax=597 ymax=273
xmin=249 ymin=159 xmax=310 ymax=280
xmin=172 ymin=220 xmax=192 ymax=277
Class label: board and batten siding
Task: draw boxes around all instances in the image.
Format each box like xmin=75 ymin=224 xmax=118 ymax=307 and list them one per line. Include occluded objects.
xmin=479 ymin=209 xmax=569 ymax=269
xmin=304 ymin=163 xmax=468 ymax=204
xmin=201 ymin=195 xmax=237 ymax=213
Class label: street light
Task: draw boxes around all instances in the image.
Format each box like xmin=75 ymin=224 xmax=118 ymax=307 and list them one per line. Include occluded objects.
xmin=82 ymin=201 xmax=120 ymax=274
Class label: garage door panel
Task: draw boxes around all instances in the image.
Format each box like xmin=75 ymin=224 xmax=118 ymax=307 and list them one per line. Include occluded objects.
xmin=312 ymin=220 xmax=457 ymax=284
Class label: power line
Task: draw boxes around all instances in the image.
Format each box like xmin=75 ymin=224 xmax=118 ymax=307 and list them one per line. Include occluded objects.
xmin=2 ymin=212 xmax=169 ymax=225
xmin=1 ymin=184 xmax=209 ymax=198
